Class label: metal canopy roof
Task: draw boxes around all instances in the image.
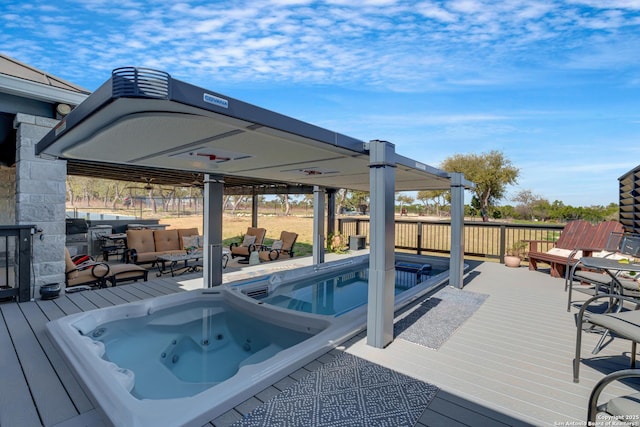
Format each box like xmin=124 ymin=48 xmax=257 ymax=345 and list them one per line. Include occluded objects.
xmin=65 ymin=159 xmax=315 ymax=195
xmin=37 ymin=67 xmax=459 ymax=193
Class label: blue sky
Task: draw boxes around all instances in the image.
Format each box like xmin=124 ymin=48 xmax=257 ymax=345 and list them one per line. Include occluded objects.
xmin=2 ymin=0 xmax=640 ymax=207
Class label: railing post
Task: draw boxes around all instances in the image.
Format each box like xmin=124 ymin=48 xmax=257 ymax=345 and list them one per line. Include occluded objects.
xmin=416 ymin=222 xmax=422 ymax=255
xmin=499 ymin=224 xmax=507 ymax=264
xmin=17 ymin=226 xmax=33 ymax=302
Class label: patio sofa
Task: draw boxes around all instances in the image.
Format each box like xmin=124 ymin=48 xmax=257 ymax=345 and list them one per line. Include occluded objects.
xmin=126 ymin=228 xmax=200 ymax=266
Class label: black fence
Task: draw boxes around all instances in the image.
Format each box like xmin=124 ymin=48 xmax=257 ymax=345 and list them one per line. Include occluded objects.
xmin=0 ymin=225 xmax=35 ymax=302
xmin=338 ymin=218 xmax=565 ymax=262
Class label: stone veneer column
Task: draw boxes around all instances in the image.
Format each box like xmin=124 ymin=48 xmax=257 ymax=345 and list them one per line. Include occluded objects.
xmin=14 ymin=113 xmax=66 ymax=298
xmin=0 ymin=166 xmax=16 ymax=223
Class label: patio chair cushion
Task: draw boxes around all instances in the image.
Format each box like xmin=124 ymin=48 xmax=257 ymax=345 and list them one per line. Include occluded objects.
xmin=107 ymin=264 xmax=148 ymax=286
xmin=182 ymin=235 xmax=201 ymax=250
xmin=153 ymin=229 xmax=181 ymax=252
xmin=585 ymin=310 xmax=640 ymax=342
xmin=126 ymin=229 xmax=156 ymax=253
xmin=65 ymin=247 xmax=110 ymax=287
xmin=604 ymin=393 xmax=640 ymax=424
xmin=573 ymin=270 xmax=639 ymax=292
xmin=259 ymin=249 xmax=274 ymax=261
xmin=547 ymin=247 xmax=583 ymax=258
xmin=573 ymin=270 xmax=612 ymax=286
xmin=177 ymin=228 xmax=199 ymax=249
xmin=242 ymin=235 xmax=256 ymax=247
xmin=65 ymin=248 xmax=79 ymax=279
xmin=271 ymin=240 xmax=283 ymax=250
xmin=281 ymin=231 xmax=297 ymax=249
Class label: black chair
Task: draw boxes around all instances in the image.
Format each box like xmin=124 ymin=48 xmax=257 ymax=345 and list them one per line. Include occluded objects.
xmin=100 ymin=235 xmax=127 ymax=262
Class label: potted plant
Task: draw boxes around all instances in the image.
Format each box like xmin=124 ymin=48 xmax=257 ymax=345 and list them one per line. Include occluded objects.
xmin=505 ymin=240 xmax=527 ymax=267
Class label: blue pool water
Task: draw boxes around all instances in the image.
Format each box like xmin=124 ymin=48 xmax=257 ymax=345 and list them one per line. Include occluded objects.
xmin=252 ymin=264 xmax=444 ymax=316
xmin=89 ymin=300 xmax=313 ymax=399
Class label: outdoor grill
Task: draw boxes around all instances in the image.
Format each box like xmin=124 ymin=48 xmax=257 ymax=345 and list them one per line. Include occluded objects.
xmin=65 ymin=218 xmax=89 ymax=256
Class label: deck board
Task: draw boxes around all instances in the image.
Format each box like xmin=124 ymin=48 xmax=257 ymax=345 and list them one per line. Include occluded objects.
xmin=20 ymin=301 xmax=94 ymax=414
xmin=1 ymin=303 xmax=78 ymax=426
xmin=0 ymin=304 xmax=42 ymax=427
xmin=1 ymin=260 xmax=639 ymax=427
xmin=346 ymin=261 xmax=640 ymax=425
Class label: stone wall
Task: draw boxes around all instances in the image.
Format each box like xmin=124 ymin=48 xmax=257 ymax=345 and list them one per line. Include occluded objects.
xmin=14 ymin=113 xmax=66 ymax=297
xmin=0 ymin=166 xmax=16 ymax=224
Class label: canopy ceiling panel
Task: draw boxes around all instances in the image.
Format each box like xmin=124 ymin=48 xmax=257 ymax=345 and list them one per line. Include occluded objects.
xmin=63 ymin=112 xmax=242 ymax=162
xmin=37 ymin=67 xmax=463 ymax=193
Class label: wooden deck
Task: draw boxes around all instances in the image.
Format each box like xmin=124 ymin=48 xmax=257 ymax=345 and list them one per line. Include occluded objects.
xmin=1 ymin=258 xmax=638 ymax=427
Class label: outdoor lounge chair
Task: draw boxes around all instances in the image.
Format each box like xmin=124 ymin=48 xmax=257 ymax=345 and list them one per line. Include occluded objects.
xmin=259 ymin=231 xmax=298 ymax=261
xmin=230 ymin=227 xmax=266 ymax=262
xmin=65 ymin=247 xmax=110 ymax=288
xmin=65 ymin=247 xmax=148 ymax=289
xmin=573 ymin=293 xmax=640 ymax=383
xmin=587 ymin=369 xmax=640 ymax=426
xmin=527 ymin=220 xmax=623 ymax=278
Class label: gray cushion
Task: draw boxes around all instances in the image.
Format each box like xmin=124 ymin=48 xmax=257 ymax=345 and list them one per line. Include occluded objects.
xmin=586 ymin=310 xmax=640 ymax=342
xmin=573 ymin=271 xmax=638 ymax=293
xmin=604 ymin=393 xmax=640 ymax=426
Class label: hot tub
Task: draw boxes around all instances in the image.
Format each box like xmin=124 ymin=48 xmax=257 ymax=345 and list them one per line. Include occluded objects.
xmin=47 ymin=253 xmax=454 ymax=426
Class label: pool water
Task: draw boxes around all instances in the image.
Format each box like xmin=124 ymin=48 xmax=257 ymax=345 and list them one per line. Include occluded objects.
xmin=90 ymin=300 xmax=314 ymax=399
xmin=253 ymin=265 xmax=444 ymax=316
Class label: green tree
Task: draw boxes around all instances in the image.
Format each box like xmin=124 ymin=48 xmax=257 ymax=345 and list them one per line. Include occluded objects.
xmin=417 ymin=190 xmax=447 ymax=216
xmin=512 ymin=189 xmax=549 ymax=221
xmin=396 ymin=193 xmax=414 ymax=214
xmin=441 ymin=150 xmax=519 ymax=222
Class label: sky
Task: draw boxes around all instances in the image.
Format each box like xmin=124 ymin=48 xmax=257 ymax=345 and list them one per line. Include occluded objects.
xmin=2 ymin=0 xmax=640 ymax=207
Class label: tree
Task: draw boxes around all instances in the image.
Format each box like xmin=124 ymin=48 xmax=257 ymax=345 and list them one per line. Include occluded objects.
xmin=512 ymin=189 xmax=544 ymax=220
xmin=396 ymin=193 xmax=414 ymax=214
xmin=441 ymin=150 xmax=519 ymax=222
xmin=417 ymin=190 xmax=447 ymax=216
xmin=276 ymin=194 xmax=292 ymax=215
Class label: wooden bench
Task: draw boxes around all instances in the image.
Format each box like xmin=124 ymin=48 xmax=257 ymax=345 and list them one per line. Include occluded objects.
xmin=527 ymin=220 xmax=623 ymax=278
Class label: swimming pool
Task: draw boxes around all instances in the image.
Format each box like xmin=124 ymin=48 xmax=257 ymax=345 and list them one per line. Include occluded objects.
xmin=47 ymin=253 xmax=454 ymax=426
xmin=232 ymin=254 xmax=447 ymax=316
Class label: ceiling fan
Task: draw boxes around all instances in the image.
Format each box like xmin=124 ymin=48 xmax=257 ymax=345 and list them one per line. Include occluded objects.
xmin=142 ymin=177 xmax=154 ymax=190
xmin=179 ymin=173 xmax=204 ymax=188
xmin=124 ymin=177 xmax=155 ymax=192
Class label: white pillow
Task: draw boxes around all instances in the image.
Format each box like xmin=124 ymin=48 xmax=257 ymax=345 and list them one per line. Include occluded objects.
xmin=182 ymin=235 xmax=200 ymax=249
xmin=242 ymin=235 xmax=256 ymax=247
xmin=271 ymin=240 xmax=283 ymax=250
xmin=547 ymin=248 xmax=581 ymax=258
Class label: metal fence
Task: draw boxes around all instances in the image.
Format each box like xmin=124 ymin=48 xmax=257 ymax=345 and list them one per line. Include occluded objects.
xmin=338 ymin=218 xmax=565 ymax=262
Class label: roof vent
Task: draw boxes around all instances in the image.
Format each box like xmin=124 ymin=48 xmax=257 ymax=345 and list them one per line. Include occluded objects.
xmin=112 ymin=67 xmax=170 ymax=99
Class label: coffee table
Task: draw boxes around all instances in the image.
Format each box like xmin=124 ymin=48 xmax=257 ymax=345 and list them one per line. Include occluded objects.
xmin=156 ymin=251 xmax=203 ymax=277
